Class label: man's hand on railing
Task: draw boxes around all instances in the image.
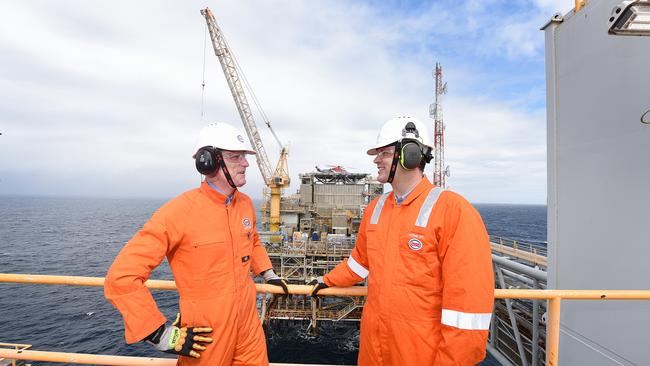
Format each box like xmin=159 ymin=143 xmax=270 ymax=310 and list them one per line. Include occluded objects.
xmin=145 ymin=313 xmax=213 ymax=359
xmin=261 ymin=268 xmax=289 ymax=295
xmin=307 ymin=276 xmax=329 ymax=296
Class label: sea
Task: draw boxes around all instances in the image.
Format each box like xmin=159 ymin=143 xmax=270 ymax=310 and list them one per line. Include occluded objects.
xmin=0 ymin=195 xmax=546 ymax=365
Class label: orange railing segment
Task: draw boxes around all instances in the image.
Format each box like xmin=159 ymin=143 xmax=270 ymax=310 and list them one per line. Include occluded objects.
xmin=0 ymin=348 xmax=338 ymax=366
xmin=3 ymin=273 xmax=650 ymax=366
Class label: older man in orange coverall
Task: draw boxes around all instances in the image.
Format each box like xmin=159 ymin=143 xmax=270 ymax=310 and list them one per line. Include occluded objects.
xmin=311 ymin=116 xmax=495 ymax=365
xmin=105 ymin=122 xmax=288 ymax=365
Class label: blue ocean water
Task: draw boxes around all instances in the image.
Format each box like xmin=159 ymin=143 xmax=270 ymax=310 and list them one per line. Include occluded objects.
xmin=0 ymin=196 xmax=546 ymax=365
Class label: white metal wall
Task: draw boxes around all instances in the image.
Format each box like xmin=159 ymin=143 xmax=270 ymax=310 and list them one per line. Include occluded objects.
xmin=545 ymin=1 xmax=650 ymax=364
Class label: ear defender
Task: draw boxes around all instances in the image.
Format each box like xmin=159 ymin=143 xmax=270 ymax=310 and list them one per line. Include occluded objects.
xmin=195 ymin=147 xmax=219 ymax=176
xmin=399 ymin=141 xmax=423 ymax=170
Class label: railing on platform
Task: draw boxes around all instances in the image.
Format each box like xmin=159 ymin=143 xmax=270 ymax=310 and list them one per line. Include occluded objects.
xmin=0 ymin=343 xmax=31 ymax=366
xmin=489 ymin=236 xmax=548 ymax=258
xmin=266 ymin=241 xmax=354 ymax=257
xmin=2 ymin=273 xmax=650 ymax=366
xmin=490 ymin=236 xmax=548 ymax=269
xmin=491 ymin=254 xmax=547 ymax=366
xmin=0 ymin=348 xmax=337 ymax=366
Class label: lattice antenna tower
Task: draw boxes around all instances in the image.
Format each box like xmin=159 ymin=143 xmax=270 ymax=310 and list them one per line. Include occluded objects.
xmin=429 ymin=63 xmax=448 ymax=188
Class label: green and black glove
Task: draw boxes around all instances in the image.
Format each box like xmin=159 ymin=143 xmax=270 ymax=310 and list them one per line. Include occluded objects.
xmin=307 ymin=276 xmax=329 ymax=296
xmin=262 ymin=268 xmax=289 ymax=295
xmin=145 ymin=313 xmax=213 ymax=359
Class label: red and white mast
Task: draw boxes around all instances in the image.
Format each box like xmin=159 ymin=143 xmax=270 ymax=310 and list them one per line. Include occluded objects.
xmin=429 ymin=63 xmax=448 ymax=188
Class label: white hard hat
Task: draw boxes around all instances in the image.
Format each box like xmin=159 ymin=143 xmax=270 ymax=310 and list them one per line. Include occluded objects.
xmin=193 ymin=122 xmax=256 ymax=157
xmin=367 ymin=116 xmax=432 ymax=155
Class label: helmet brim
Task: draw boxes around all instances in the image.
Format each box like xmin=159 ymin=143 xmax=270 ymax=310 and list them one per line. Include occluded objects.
xmin=192 ymin=147 xmax=257 ymax=159
xmin=366 ymin=143 xmax=396 ymax=156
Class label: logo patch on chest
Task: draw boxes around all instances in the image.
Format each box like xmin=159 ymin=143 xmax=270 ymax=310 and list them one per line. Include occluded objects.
xmin=242 ymin=218 xmax=251 ymax=229
xmin=407 ymin=238 xmax=423 ymax=251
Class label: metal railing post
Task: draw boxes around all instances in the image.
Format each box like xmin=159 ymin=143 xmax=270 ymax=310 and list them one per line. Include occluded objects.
xmin=546 ymin=297 xmax=561 ymax=366
xmin=532 ymin=279 xmax=540 ymax=366
xmin=311 ymin=297 xmax=318 ymax=335
xmin=496 ymin=266 xmax=528 ymax=366
xmin=261 ymin=293 xmax=268 ymax=323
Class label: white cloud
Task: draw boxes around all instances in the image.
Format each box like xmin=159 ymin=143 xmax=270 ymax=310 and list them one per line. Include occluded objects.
xmin=0 ymin=0 xmax=550 ymax=204
xmin=442 ymin=97 xmax=546 ymax=203
xmin=534 ymin=0 xmax=576 ymax=15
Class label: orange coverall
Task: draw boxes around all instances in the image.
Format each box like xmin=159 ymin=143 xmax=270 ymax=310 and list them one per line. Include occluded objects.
xmin=324 ymin=178 xmax=494 ymax=365
xmin=104 ymin=183 xmax=272 ymax=366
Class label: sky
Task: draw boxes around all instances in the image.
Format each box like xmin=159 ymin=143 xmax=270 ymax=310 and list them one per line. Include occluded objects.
xmin=0 ymin=0 xmax=575 ymax=204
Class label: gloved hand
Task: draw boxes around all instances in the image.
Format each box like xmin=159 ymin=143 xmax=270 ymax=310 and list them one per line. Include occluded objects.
xmin=145 ymin=313 xmax=213 ymax=359
xmin=307 ymin=276 xmax=329 ymax=296
xmin=262 ymin=268 xmax=289 ymax=295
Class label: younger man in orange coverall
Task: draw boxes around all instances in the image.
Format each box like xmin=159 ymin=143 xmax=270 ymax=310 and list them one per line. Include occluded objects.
xmin=311 ymin=116 xmax=495 ymax=365
xmin=105 ymin=122 xmax=288 ymax=365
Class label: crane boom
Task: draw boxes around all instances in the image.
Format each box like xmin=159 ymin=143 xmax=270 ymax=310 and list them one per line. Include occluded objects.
xmin=201 ymin=8 xmax=273 ymax=185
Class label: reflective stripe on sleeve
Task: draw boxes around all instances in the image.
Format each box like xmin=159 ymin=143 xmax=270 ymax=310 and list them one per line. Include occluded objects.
xmin=441 ymin=309 xmax=492 ymax=330
xmin=415 ymin=187 xmax=444 ymax=227
xmin=370 ymin=192 xmax=391 ymax=225
xmin=346 ymin=255 xmax=369 ymax=279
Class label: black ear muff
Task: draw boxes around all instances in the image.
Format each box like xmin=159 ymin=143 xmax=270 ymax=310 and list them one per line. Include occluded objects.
xmin=399 ymin=141 xmax=423 ymax=170
xmin=195 ymin=147 xmax=219 ymax=176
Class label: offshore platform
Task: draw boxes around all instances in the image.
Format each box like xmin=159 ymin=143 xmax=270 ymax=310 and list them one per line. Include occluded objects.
xmin=258 ymin=168 xmax=383 ymax=330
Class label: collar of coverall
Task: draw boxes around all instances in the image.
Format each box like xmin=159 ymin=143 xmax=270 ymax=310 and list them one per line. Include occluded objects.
xmin=389 ymin=176 xmax=432 ymax=207
xmin=200 ymin=181 xmax=238 ymax=205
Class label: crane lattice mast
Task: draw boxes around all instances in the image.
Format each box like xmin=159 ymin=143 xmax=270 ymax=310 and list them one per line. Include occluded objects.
xmin=429 ymin=63 xmax=448 ymax=188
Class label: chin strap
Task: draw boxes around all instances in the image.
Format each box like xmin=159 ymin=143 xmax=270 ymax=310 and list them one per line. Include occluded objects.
xmin=214 ymin=150 xmax=236 ymax=188
xmin=387 ymin=142 xmax=401 ymax=184
xmin=421 ymin=146 xmax=433 ymax=170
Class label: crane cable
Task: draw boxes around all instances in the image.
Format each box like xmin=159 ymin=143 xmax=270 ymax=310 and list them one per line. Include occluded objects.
xmin=200 ymin=24 xmax=208 ymax=119
xmin=198 ymin=24 xmax=209 ymax=184
xmin=219 ymin=31 xmax=284 ymax=149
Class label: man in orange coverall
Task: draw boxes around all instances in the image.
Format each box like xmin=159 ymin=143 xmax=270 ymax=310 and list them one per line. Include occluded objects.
xmin=105 ymin=122 xmax=288 ymax=365
xmin=311 ymin=116 xmax=494 ymax=365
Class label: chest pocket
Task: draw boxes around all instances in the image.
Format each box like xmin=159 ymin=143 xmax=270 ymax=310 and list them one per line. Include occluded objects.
xmin=191 ymin=233 xmax=229 ymax=281
xmin=392 ymin=187 xmax=445 ymax=291
xmin=393 ymin=230 xmax=441 ymax=291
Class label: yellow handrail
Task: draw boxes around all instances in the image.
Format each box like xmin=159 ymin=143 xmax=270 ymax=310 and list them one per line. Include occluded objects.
xmin=0 ymin=273 xmax=365 ymax=296
xmin=0 ymin=342 xmax=31 ymax=366
xmin=0 ymin=348 xmax=176 ymax=365
xmin=3 ymin=273 xmax=650 ymax=366
xmin=0 ymin=348 xmax=336 ymax=366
